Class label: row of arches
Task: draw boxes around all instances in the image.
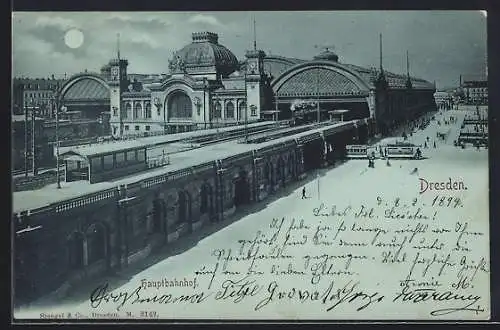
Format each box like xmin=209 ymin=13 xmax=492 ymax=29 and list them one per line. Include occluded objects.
xmin=64 ymin=153 xmax=299 ymax=273
xmin=123 ymin=102 xmax=152 ymax=119
xmin=262 ymin=153 xmax=297 ymax=186
xmin=212 ymin=100 xmax=246 ymax=120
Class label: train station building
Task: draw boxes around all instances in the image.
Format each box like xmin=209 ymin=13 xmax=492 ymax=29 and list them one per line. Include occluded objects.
xmin=14 ymin=31 xmax=438 ymax=306
xmin=57 ymin=31 xmax=437 ymax=138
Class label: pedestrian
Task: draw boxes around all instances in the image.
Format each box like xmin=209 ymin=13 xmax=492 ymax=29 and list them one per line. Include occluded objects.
xmin=415 ymin=148 xmax=421 ymax=159
xmin=424 ymin=141 xmax=428 ymax=148
xmin=302 ymin=187 xmax=306 ymax=199
xmin=433 ymin=141 xmax=436 ymax=148
xmin=410 ymin=167 xmax=418 ymax=175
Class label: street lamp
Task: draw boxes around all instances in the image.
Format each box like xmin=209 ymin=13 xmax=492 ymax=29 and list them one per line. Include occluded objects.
xmin=56 ymin=104 xmax=67 ymax=189
xmin=316 ymin=67 xmax=320 ymax=123
xmin=203 ymin=77 xmax=208 ymax=130
xmin=153 ymin=97 xmax=164 ymax=134
xmin=23 ymin=99 xmax=30 ymax=177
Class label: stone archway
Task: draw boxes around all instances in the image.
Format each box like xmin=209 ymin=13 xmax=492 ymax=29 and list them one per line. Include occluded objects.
xmin=152 ymin=198 xmax=166 ymax=234
xmin=200 ymin=182 xmax=215 ymax=221
xmin=67 ymin=231 xmax=85 ymax=270
xmin=234 ymin=168 xmax=251 ymax=207
xmin=276 ymin=156 xmax=286 ymax=184
xmin=85 ymin=222 xmax=108 ymax=266
xmin=288 ymin=151 xmax=296 ymax=178
xmin=177 ymin=190 xmax=192 ymax=226
xmin=264 ymin=161 xmax=274 ymax=193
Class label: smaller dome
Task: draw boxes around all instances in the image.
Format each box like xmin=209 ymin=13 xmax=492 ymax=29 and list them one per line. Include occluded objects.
xmin=314 ymin=49 xmax=339 ymax=62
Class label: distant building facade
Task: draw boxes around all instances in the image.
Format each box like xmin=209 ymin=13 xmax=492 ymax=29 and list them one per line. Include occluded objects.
xmin=12 ymin=76 xmax=66 ymax=117
xmin=434 ymin=91 xmax=453 ymax=110
xmin=462 ymin=75 xmax=488 ymax=105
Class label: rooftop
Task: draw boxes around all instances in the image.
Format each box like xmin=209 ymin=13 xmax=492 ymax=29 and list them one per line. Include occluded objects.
xmin=12 ymin=115 xmax=45 ymax=122
xmin=58 ymin=121 xmax=275 ymax=157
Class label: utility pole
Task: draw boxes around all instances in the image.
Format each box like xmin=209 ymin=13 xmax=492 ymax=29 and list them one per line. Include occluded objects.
xmin=31 ymin=102 xmax=36 ymax=176
xmin=24 ymin=98 xmax=29 ymax=177
xmin=244 ymin=72 xmax=248 ymax=142
xmin=55 ymin=95 xmax=63 ymax=189
xmin=316 ymin=67 xmax=320 ymax=123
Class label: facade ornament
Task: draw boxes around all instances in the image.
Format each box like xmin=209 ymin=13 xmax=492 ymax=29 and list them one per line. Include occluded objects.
xmin=168 ymin=53 xmax=186 ymax=73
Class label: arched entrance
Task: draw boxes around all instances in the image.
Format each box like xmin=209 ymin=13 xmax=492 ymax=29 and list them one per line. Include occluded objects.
xmin=288 ymin=152 xmax=296 ymax=178
xmin=152 ymin=198 xmax=167 ymax=233
xmin=86 ymin=223 xmax=107 ymax=266
xmin=200 ymin=182 xmax=215 ymax=221
xmin=234 ymin=168 xmax=251 ymax=207
xmin=168 ymin=91 xmax=193 ymax=120
xmin=271 ymin=62 xmax=371 ymax=123
xmin=276 ymin=157 xmax=286 ymax=184
xmin=60 ymin=74 xmax=110 ymax=120
xmin=264 ymin=161 xmax=274 ymax=193
xmin=68 ymin=231 xmax=85 ymax=270
xmin=177 ymin=190 xmax=192 ymax=227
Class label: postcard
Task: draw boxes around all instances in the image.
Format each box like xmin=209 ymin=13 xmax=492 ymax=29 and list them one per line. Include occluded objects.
xmin=11 ymin=10 xmax=490 ymax=321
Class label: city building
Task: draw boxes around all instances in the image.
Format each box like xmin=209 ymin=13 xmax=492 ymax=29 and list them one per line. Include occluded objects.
xmin=55 ymin=31 xmax=436 ymax=139
xmin=13 ymin=32 xmax=438 ymax=305
xmin=12 ymin=76 xmax=67 ymax=117
xmin=461 ymin=75 xmax=488 ymax=105
xmin=434 ymin=90 xmax=453 ymax=110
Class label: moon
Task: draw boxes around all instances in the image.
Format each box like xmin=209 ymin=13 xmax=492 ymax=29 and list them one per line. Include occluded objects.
xmin=64 ymin=28 xmax=84 ymax=49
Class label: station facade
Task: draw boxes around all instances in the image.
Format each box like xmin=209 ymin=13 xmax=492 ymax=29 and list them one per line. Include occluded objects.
xmin=14 ymin=31 xmax=438 ymax=306
xmin=57 ymin=31 xmax=436 ymax=138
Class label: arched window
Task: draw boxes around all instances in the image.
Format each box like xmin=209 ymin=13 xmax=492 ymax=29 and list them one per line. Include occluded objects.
xmin=125 ymin=103 xmax=132 ymax=119
xmin=145 ymin=102 xmax=152 ymax=118
xmin=238 ymin=101 xmax=246 ymax=121
xmin=168 ymin=91 xmax=192 ymax=119
xmin=225 ymin=101 xmax=235 ymax=119
xmin=134 ymin=102 xmax=142 ymax=119
xmin=214 ymin=101 xmax=222 ymax=119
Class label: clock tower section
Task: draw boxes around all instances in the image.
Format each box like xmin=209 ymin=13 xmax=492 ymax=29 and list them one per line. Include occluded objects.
xmin=245 ymin=49 xmax=266 ymax=121
xmin=108 ymin=57 xmax=129 ymax=137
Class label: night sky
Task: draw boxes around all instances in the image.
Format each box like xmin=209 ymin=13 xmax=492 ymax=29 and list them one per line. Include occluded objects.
xmin=12 ymin=11 xmax=487 ymax=89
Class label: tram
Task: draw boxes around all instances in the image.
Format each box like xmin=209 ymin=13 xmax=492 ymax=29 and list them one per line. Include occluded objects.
xmin=384 ymin=143 xmax=422 ymax=159
xmin=346 ymin=145 xmax=378 ymax=159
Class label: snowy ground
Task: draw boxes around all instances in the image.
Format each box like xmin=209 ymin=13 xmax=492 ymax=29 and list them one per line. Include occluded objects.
xmin=15 ymin=106 xmax=490 ymax=320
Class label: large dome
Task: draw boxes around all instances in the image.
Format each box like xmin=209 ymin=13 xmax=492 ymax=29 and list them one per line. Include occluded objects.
xmin=171 ymin=32 xmax=239 ymax=77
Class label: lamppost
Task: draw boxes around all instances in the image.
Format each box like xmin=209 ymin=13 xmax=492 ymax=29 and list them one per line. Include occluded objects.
xmin=244 ymin=71 xmax=249 ymax=142
xmin=203 ymin=77 xmax=208 ymax=130
xmin=316 ymin=67 xmax=320 ymax=124
xmin=98 ymin=114 xmax=104 ymax=137
xmin=56 ymin=104 xmax=67 ymax=189
xmin=194 ymin=97 xmax=201 ymax=131
xmin=23 ymin=99 xmax=31 ymax=177
xmin=31 ymin=100 xmax=38 ymax=176
xmin=154 ymin=97 xmax=164 ymax=134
